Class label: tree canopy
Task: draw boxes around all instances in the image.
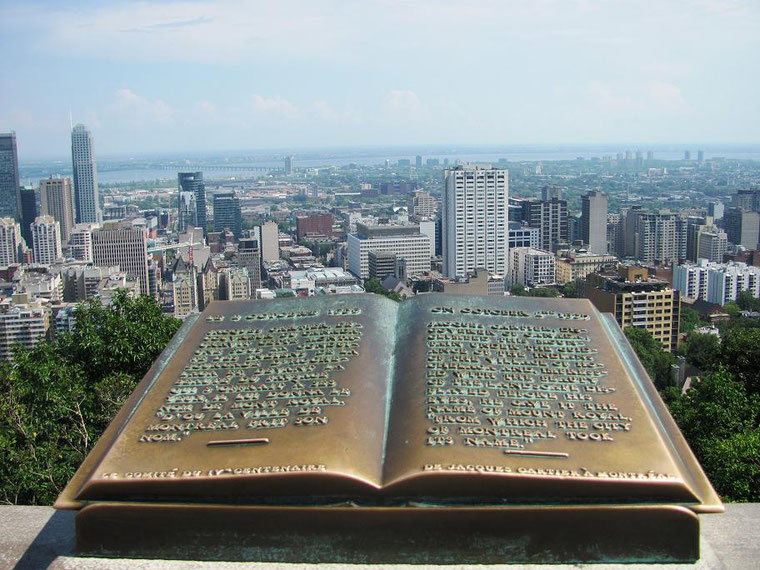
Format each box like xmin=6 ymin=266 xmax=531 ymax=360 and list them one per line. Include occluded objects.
xmin=680 ymin=331 xmax=721 ymax=374
xmin=624 ymin=327 xmax=675 ymax=390
xmin=679 ymin=306 xmax=703 ymax=334
xmin=667 ymin=367 xmax=760 ymax=502
xmin=510 ymin=284 xmax=561 ymax=298
xmin=364 ymin=277 xmax=402 ymax=302
xmin=0 ymin=291 xmax=181 ymax=505
xmin=736 ymin=290 xmax=760 ymax=312
xmin=719 ymin=328 xmax=760 ymax=396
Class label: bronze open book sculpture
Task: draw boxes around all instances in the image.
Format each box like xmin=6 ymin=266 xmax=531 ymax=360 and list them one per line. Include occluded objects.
xmin=57 ymin=294 xmax=721 ymax=563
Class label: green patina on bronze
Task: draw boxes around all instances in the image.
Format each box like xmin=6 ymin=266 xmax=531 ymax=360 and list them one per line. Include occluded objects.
xmin=56 ymin=294 xmax=721 ymax=563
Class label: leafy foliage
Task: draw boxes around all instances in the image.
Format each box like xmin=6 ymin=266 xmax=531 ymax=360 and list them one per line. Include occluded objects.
xmin=0 ymin=292 xmax=181 ymax=505
xmin=679 ymin=306 xmax=703 ymax=334
xmin=667 ymin=367 xmax=760 ymax=502
xmin=719 ymin=328 xmax=760 ymax=396
xmin=624 ymin=327 xmax=675 ymax=389
xmin=510 ymin=284 xmax=561 ymax=298
xmin=736 ymin=290 xmax=760 ymax=312
xmin=723 ymin=302 xmax=740 ymax=318
xmin=364 ymin=278 xmax=402 ymax=302
xmin=560 ymin=280 xmax=579 ymax=298
xmin=681 ymin=332 xmax=721 ymax=374
xmin=509 ymin=284 xmax=527 ymax=296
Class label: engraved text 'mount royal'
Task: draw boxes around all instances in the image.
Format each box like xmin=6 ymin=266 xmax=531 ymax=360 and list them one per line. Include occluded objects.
xmin=55 ymin=294 xmax=722 ymax=563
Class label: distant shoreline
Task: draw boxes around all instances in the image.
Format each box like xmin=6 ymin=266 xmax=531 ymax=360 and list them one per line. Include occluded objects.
xmin=19 ymin=143 xmax=760 ymax=186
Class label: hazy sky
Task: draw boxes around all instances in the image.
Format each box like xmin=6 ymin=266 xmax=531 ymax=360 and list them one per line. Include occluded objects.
xmin=1 ymin=0 xmax=758 ymax=158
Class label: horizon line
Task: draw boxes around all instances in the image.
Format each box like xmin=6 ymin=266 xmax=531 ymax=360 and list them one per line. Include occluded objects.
xmin=18 ymin=141 xmax=760 ymax=163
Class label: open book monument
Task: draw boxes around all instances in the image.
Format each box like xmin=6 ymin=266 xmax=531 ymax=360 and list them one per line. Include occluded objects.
xmin=56 ymin=294 xmax=721 ymax=563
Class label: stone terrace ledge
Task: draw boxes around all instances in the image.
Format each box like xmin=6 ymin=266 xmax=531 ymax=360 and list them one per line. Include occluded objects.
xmin=1 ymin=505 xmax=758 ymax=570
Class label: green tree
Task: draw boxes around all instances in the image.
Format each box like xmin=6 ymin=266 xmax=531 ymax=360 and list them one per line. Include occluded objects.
xmin=0 ymin=291 xmax=181 ymax=505
xmin=510 ymin=284 xmax=527 ymax=296
xmin=561 ymin=281 xmax=578 ymax=298
xmin=736 ymin=290 xmax=760 ymax=312
xmin=682 ymin=332 xmax=721 ymax=373
xmin=624 ymin=327 xmax=675 ymax=389
xmin=527 ymin=287 xmax=561 ymax=298
xmin=720 ymin=328 xmax=760 ymax=396
xmin=668 ymin=367 xmax=760 ymax=501
xmin=363 ymin=277 xmax=402 ymax=302
xmin=724 ymin=302 xmax=740 ymax=318
xmin=364 ymin=277 xmax=383 ymax=294
xmin=679 ymin=306 xmax=702 ymax=334
xmin=59 ymin=293 xmax=183 ymax=383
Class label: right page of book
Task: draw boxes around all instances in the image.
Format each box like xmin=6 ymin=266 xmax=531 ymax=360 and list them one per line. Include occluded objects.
xmin=381 ymin=294 xmax=715 ymax=506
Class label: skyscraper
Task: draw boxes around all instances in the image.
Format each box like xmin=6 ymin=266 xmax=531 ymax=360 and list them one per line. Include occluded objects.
xmin=92 ymin=222 xmax=149 ymax=294
xmin=442 ymin=165 xmax=509 ymax=278
xmin=237 ymin=238 xmax=262 ymax=290
xmin=18 ymin=188 xmax=38 ymax=251
xmin=31 ymin=215 xmax=62 ymax=264
xmin=40 ymin=176 xmax=75 ymax=244
xmin=178 ymin=172 xmax=206 ymax=234
xmin=213 ymin=192 xmax=242 ymax=237
xmin=71 ymin=124 xmax=101 ymax=223
xmin=724 ymin=208 xmax=760 ymax=250
xmin=177 ymin=191 xmax=196 ymax=233
xmin=581 ymin=190 xmax=608 ymax=254
xmin=520 ymin=197 xmax=569 ymax=253
xmin=633 ymin=211 xmax=687 ymax=264
xmin=0 ymin=133 xmax=20 ymax=220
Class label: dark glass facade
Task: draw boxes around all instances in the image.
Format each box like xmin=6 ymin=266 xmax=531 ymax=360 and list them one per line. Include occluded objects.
xmin=0 ymin=133 xmax=20 ymax=220
xmin=178 ymin=172 xmax=206 ymax=234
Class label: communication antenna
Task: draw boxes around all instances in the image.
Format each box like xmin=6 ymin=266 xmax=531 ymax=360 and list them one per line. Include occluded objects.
xmin=69 ymin=108 xmax=73 ymax=130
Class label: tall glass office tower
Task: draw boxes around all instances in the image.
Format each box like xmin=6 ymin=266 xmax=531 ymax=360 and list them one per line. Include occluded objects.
xmin=71 ymin=124 xmax=101 ymax=223
xmin=178 ymin=172 xmax=206 ymax=234
xmin=0 ymin=132 xmax=20 ymax=220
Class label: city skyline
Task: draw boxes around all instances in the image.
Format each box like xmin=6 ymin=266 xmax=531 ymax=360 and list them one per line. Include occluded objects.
xmin=1 ymin=0 xmax=759 ymax=158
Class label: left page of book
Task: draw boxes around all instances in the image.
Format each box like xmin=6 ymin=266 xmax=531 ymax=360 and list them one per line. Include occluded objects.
xmin=66 ymin=295 xmax=400 ymax=504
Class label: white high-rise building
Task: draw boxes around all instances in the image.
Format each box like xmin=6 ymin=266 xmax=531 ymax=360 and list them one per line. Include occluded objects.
xmin=673 ymin=259 xmax=760 ymax=305
xmin=92 ymin=222 xmax=149 ymax=294
xmin=40 ymin=176 xmax=75 ymax=244
xmin=0 ymin=218 xmax=22 ymax=266
xmin=69 ymin=223 xmax=97 ymax=262
xmin=443 ymin=165 xmax=509 ymax=278
xmin=509 ymin=247 xmax=556 ymax=287
xmin=581 ymin=190 xmax=608 ymax=254
xmin=31 ymin=215 xmax=62 ymax=264
xmin=71 ymin=124 xmax=102 ymax=224
xmin=0 ymin=298 xmax=50 ymax=361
